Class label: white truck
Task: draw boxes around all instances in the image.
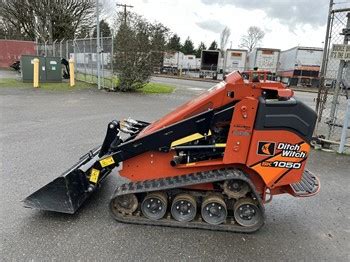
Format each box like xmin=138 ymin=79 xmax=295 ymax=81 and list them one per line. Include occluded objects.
xmin=278 ymin=46 xmax=323 ymax=87
xmin=223 ymin=49 xmax=247 ymax=74
xmin=247 ymin=48 xmax=280 ymax=73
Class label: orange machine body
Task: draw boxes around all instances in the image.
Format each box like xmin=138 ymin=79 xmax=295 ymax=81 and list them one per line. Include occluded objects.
xmin=119 ymin=72 xmax=309 ymax=201
xmin=23 ymin=70 xmax=319 ymax=221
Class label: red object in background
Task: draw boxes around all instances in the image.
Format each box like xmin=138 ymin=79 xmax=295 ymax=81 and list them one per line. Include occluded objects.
xmin=0 ymin=40 xmax=36 ymax=68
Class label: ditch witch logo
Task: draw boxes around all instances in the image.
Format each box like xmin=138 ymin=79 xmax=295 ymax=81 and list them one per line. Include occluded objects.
xmin=257 ymin=142 xmax=276 ymax=156
xmin=257 ymin=142 xmax=307 ymax=158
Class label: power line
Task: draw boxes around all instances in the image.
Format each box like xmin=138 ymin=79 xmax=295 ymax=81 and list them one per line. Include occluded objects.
xmin=116 ymin=3 xmax=134 ymax=24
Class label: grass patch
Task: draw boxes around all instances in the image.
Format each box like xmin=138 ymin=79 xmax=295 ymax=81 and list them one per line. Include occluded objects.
xmin=0 ymin=75 xmax=174 ymax=94
xmin=76 ymin=73 xmax=116 ymax=88
xmin=0 ymin=78 xmax=29 ymax=88
xmin=0 ymin=78 xmax=95 ymax=91
xmin=138 ymin=82 xmax=174 ymax=94
xmin=76 ymin=73 xmax=174 ymax=94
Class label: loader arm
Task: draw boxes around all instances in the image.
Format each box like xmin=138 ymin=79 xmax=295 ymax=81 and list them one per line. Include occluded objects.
xmin=23 ymin=103 xmax=234 ymax=213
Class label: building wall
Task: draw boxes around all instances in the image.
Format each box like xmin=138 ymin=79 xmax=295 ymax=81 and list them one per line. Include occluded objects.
xmin=0 ymin=40 xmax=36 ymax=68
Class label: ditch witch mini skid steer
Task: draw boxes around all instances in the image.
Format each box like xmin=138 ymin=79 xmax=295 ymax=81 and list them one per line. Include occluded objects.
xmin=24 ymin=71 xmax=320 ymax=233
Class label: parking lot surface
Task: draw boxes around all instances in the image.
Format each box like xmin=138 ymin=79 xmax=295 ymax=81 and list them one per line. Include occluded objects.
xmin=1 ymin=84 xmax=349 ymax=261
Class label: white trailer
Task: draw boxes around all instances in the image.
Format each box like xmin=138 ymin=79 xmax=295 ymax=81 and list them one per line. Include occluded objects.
xmin=162 ymin=51 xmax=184 ymax=73
xmin=196 ymin=58 xmax=201 ymax=70
xmin=223 ymin=49 xmax=247 ymax=74
xmin=247 ymin=48 xmax=280 ymax=73
xmin=70 ymin=52 xmax=111 ymax=66
xmin=181 ymin=55 xmax=198 ymax=71
xmin=278 ymin=46 xmax=323 ymax=87
xmin=200 ymin=50 xmax=220 ymax=79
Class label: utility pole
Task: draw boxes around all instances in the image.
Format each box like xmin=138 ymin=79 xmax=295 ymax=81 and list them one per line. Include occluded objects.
xmin=48 ymin=1 xmax=53 ymax=45
xmin=96 ymin=0 xmax=101 ymax=90
xmin=116 ymin=3 xmax=134 ymax=24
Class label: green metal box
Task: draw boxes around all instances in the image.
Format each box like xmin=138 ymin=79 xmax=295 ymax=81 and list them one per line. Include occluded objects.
xmin=21 ymin=55 xmax=62 ymax=82
xmin=21 ymin=55 xmax=46 ymax=82
xmin=45 ymin=57 xmax=62 ymax=82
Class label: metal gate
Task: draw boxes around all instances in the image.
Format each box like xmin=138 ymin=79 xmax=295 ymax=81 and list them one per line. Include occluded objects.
xmin=315 ymin=4 xmax=350 ymax=154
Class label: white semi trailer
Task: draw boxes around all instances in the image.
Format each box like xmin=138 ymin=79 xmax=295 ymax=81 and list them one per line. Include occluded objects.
xmin=247 ymin=48 xmax=280 ymax=73
xmin=278 ymin=46 xmax=323 ymax=87
xmin=223 ymin=49 xmax=247 ymax=74
xmin=162 ymin=51 xmax=185 ymax=74
xmin=200 ymin=50 xmax=220 ymax=80
xmin=181 ymin=55 xmax=199 ymax=71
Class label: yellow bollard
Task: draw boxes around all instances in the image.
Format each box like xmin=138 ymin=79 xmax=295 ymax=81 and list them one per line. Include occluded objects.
xmin=69 ymin=58 xmax=75 ymax=87
xmin=33 ymin=58 xmax=39 ymax=88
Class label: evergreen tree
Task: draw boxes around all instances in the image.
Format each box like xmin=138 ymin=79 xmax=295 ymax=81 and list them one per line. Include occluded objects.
xmin=195 ymin=42 xmax=207 ymax=58
xmin=166 ymin=34 xmax=182 ymax=51
xmin=209 ymin=40 xmax=218 ymax=50
xmin=93 ymin=20 xmax=111 ymax=37
xmin=182 ymin=37 xmax=195 ymax=55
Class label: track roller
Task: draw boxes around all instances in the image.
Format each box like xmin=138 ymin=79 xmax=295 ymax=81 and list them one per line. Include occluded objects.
xmin=233 ymin=198 xmax=263 ymax=227
xmin=171 ymin=193 xmax=197 ymax=222
xmin=201 ymin=194 xmax=227 ymax=225
xmin=141 ymin=191 xmax=168 ymax=220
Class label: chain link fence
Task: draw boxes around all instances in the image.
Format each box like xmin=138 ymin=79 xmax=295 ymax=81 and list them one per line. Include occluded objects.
xmin=73 ymin=37 xmax=114 ymax=89
xmin=35 ymin=36 xmax=115 ymax=89
xmin=316 ymin=6 xmax=350 ymax=154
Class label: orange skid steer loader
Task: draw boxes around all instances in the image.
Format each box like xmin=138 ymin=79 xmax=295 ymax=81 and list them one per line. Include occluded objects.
xmin=24 ymin=71 xmax=320 ymax=233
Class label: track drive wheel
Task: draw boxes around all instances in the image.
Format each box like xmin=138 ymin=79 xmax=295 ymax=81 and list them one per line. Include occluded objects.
xmin=141 ymin=191 xmax=168 ymax=220
xmin=234 ymin=198 xmax=263 ymax=227
xmin=110 ymin=193 xmax=138 ymax=215
xmin=171 ymin=193 xmax=197 ymax=222
xmin=223 ymin=180 xmax=250 ymax=199
xmin=201 ymin=194 xmax=227 ymax=225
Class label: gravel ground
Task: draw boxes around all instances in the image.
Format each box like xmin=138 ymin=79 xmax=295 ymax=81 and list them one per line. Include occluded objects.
xmin=0 ymin=69 xmax=19 ymax=78
xmin=0 ymin=82 xmax=349 ymax=261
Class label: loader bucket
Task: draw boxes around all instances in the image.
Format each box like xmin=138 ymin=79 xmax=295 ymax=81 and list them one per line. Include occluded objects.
xmin=23 ymin=170 xmax=91 ymax=214
xmin=23 ymin=147 xmax=109 ymax=214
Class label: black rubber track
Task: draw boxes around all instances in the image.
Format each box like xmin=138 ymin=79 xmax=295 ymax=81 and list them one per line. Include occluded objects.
xmin=109 ymin=168 xmax=266 ymax=233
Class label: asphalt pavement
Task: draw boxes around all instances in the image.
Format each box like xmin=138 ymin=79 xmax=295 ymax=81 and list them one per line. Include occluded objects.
xmin=1 ymin=79 xmax=349 ymax=261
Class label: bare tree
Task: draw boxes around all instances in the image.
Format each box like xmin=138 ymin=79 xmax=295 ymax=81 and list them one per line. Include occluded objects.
xmin=220 ymin=26 xmax=231 ymax=55
xmin=239 ymin=26 xmax=265 ymax=52
xmin=0 ymin=0 xmax=95 ymax=41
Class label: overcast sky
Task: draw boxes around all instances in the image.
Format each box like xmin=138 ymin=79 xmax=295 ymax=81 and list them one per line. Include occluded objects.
xmin=102 ymin=0 xmax=349 ymax=50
